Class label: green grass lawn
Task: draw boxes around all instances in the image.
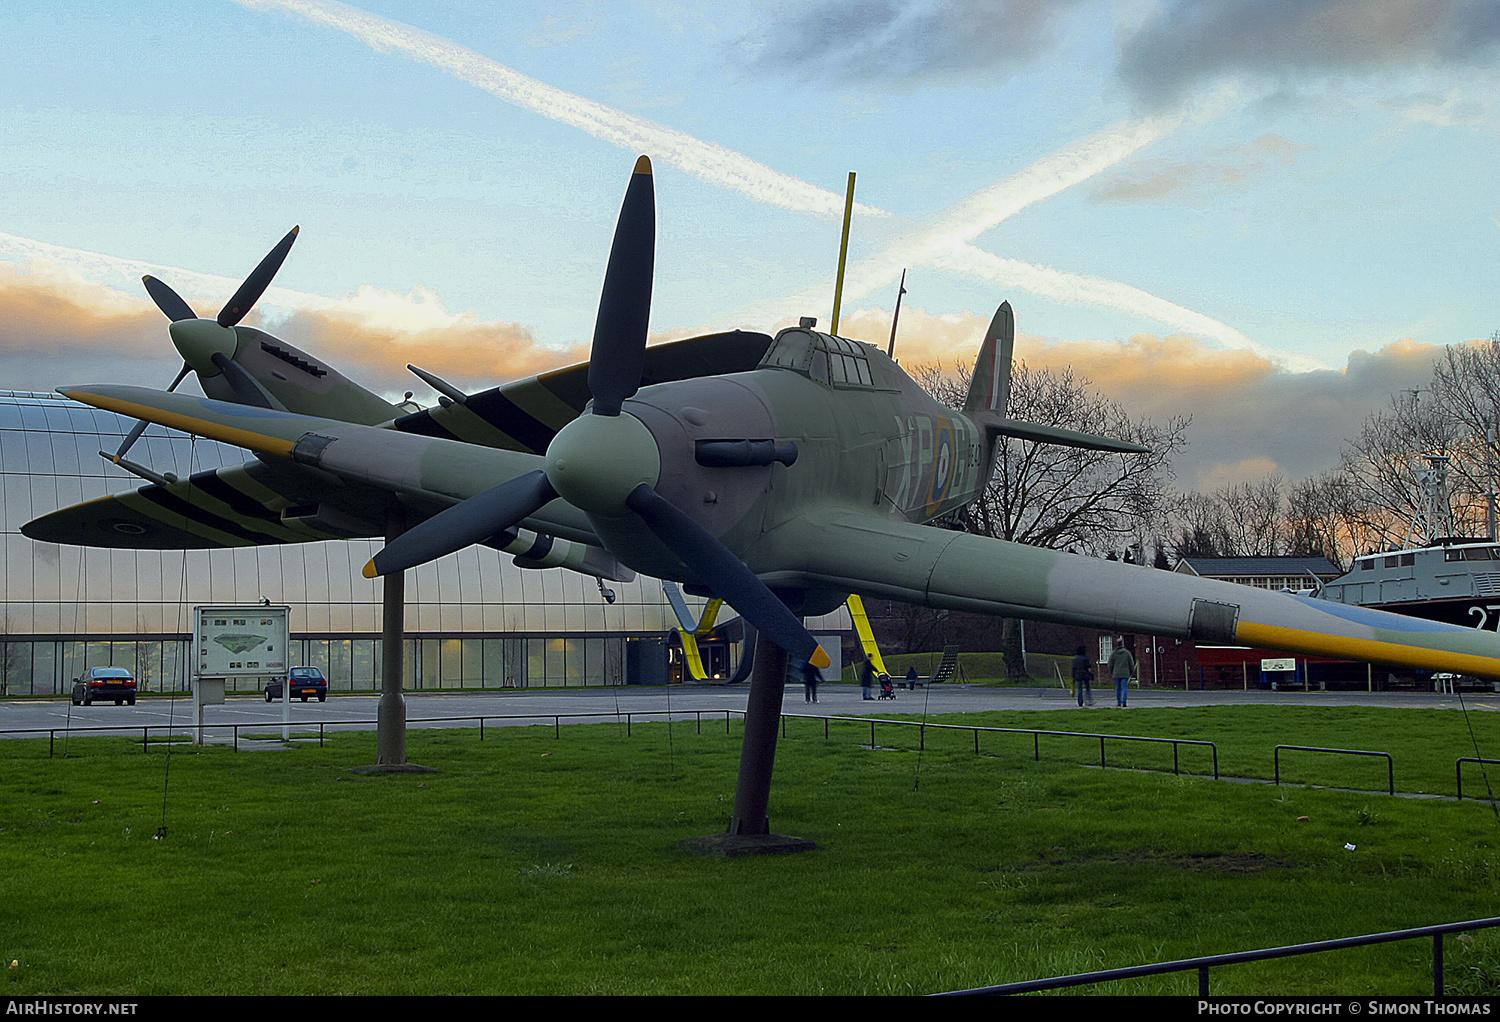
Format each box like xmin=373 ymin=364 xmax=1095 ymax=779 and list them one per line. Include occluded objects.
xmin=5 ymin=706 xmax=1500 ymax=995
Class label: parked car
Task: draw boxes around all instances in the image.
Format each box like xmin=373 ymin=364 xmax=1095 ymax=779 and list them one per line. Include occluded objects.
xmin=72 ymin=667 xmax=137 ymax=706
xmin=265 ymin=666 xmax=328 ymax=703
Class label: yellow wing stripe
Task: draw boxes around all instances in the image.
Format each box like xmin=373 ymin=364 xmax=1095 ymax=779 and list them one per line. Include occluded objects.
xmin=1237 ymin=621 xmax=1500 ymax=678
xmin=65 ymin=391 xmax=297 ymax=459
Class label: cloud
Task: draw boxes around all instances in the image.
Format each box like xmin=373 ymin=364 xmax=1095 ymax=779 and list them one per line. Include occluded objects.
xmin=859 ymin=304 xmax=1453 ymax=489
xmin=1196 ymin=457 xmax=1282 ymax=491
xmin=732 ymin=0 xmax=1081 ymax=86
xmin=1381 ymin=88 xmax=1493 ymax=127
xmin=272 ymin=289 xmax=587 ymax=396
xmin=0 ymin=260 xmax=161 ymax=360
xmin=1091 ymin=133 xmax=1315 ymax=204
xmin=0 ymin=261 xmax=586 ymax=400
xmin=1118 ymin=0 xmax=1500 ymax=108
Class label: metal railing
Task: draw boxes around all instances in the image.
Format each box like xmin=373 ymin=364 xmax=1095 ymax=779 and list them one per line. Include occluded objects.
xmin=16 ymin=709 xmax=1499 ymax=805
xmin=1 ymin=709 xmax=739 ymax=755
xmin=939 ymin=915 xmax=1500 ymax=996
xmin=789 ymin=713 xmax=1220 ymax=779
xmin=1275 ymin=744 xmax=1395 ymax=795
xmin=1457 ymin=757 xmax=1500 ymax=801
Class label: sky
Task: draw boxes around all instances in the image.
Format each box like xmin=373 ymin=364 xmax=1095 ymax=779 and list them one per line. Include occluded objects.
xmin=2 ymin=0 xmax=1499 ymax=491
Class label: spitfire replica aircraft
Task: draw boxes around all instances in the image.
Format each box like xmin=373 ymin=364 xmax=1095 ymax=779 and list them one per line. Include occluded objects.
xmin=26 ymin=156 xmax=1500 ymax=844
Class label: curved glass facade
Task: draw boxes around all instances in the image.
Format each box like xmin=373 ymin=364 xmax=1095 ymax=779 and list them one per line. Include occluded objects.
xmin=0 ymin=390 xmax=834 ymax=695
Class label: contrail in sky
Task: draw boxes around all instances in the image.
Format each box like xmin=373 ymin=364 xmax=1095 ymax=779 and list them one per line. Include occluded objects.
xmin=234 ymin=0 xmax=879 ymax=220
xmin=236 ymin=1 xmax=1296 ymax=363
xmin=0 ymin=231 xmax=332 ymax=314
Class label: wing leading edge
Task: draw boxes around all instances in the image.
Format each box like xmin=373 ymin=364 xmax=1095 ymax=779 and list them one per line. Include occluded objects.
xmin=755 ymin=511 xmax=1500 ymax=679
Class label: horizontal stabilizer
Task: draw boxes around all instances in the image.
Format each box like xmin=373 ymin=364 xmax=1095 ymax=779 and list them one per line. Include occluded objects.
xmin=974 ymin=412 xmax=1149 ymax=454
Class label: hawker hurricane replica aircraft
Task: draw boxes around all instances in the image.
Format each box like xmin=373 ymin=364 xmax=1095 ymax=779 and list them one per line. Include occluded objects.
xmin=26 ymin=156 xmax=1500 ymax=683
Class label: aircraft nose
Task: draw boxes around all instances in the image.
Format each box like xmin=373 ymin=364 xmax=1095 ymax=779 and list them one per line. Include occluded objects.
xmin=168 ymin=319 xmax=238 ymax=377
xmin=544 ymin=409 xmax=662 ymax=516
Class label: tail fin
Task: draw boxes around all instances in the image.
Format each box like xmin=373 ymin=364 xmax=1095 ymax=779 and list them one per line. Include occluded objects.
xmin=964 ymin=302 xmax=1013 ymax=417
xmin=965 ymin=302 xmax=1145 ymax=485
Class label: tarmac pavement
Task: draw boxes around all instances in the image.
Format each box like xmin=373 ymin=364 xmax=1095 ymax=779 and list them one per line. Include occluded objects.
xmin=5 ymin=680 xmax=1498 ymax=742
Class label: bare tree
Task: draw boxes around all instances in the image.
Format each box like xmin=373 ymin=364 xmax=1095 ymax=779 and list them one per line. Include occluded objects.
xmin=1339 ymin=389 xmax=1485 ymax=548
xmin=1172 ymin=332 xmax=1500 ymax=569
xmin=917 ymin=361 xmax=1190 ymax=554
xmin=1171 ymin=477 xmax=1291 ymax=559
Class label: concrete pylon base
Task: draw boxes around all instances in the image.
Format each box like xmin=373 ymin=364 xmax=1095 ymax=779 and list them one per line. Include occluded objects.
xmin=679 ymin=833 xmax=816 ymax=857
xmin=350 ymin=763 xmax=439 ymax=776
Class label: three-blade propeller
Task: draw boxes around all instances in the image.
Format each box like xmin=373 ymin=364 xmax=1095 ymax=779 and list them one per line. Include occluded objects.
xmin=113 ymin=228 xmax=299 ymax=462
xmin=365 ymin=157 xmax=829 ymax=669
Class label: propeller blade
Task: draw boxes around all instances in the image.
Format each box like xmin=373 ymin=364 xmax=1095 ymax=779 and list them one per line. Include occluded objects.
xmin=111 ymin=419 xmax=150 ymax=464
xmin=625 ymin=483 xmax=830 ymax=668
xmin=142 ymin=276 xmax=197 ymax=322
xmin=364 ymin=469 xmax=559 ymax=578
xmin=111 ymin=362 xmax=194 ymax=462
xmin=167 ymin=361 xmax=192 ymax=392
xmin=217 ymin=225 xmax=299 ymax=327
xmin=210 ymin=352 xmax=274 ymax=409
xmin=588 ymin=157 xmax=654 ymax=416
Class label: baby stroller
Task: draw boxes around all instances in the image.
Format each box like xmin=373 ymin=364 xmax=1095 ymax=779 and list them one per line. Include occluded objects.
xmin=878 ymin=674 xmax=896 ymax=700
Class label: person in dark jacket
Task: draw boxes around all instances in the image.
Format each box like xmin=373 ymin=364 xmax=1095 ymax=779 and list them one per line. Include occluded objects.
xmin=1071 ymin=645 xmax=1094 ymax=707
xmin=802 ymin=659 xmax=822 ymax=703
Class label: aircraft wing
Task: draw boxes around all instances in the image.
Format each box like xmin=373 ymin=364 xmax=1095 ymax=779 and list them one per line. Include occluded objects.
xmin=393 ymin=330 xmax=773 ymax=453
xmin=22 ymin=458 xmax=393 ymax=549
xmin=753 ymin=509 xmax=1500 ymax=679
xmin=25 ymin=385 xmax=632 ymax=580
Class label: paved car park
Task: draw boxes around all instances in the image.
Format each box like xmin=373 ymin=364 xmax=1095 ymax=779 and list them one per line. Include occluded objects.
xmin=4 ymin=682 xmax=1498 ymax=742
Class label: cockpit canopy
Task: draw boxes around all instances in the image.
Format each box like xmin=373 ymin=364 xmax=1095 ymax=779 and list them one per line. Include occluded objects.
xmin=758 ymin=323 xmax=882 ymax=390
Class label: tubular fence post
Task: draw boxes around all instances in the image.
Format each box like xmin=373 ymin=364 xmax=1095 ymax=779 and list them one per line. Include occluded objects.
xmin=1033 ymin=733 xmax=1039 ymax=761
xmin=921 ymin=723 xmax=926 ymax=751
xmin=1435 ymin=932 xmax=1444 ymax=997
xmin=1274 ymin=747 xmax=1280 ymax=785
xmin=1099 ymin=736 xmax=1106 ymax=769
xmin=1199 ymin=965 xmax=1210 ymax=996
xmin=555 ymin=716 xmax=560 ymax=739
xmin=1387 ymin=755 xmax=1394 ymax=796
xmin=974 ymin=728 xmax=979 ymax=756
xmin=871 ymin=720 xmax=876 ymax=748
xmin=1174 ymin=742 xmax=1180 ymax=775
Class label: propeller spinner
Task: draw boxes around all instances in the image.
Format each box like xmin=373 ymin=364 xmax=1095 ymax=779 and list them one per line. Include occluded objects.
xmin=112 ymin=228 xmax=299 ymax=462
xmin=365 ymin=157 xmax=830 ymax=669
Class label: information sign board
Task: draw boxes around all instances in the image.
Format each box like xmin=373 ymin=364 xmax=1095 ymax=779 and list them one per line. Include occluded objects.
xmin=194 ymin=605 xmax=290 ymax=678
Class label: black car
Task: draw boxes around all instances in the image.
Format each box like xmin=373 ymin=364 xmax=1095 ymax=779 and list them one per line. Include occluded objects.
xmin=265 ymin=666 xmax=328 ymax=703
xmin=72 ymin=667 xmax=137 ymax=706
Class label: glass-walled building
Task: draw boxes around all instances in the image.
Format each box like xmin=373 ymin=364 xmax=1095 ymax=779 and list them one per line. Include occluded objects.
xmin=0 ymin=390 xmax=846 ymax=696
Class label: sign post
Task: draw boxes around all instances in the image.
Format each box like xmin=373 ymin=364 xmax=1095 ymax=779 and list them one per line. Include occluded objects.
xmin=192 ymin=605 xmax=290 ymax=743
